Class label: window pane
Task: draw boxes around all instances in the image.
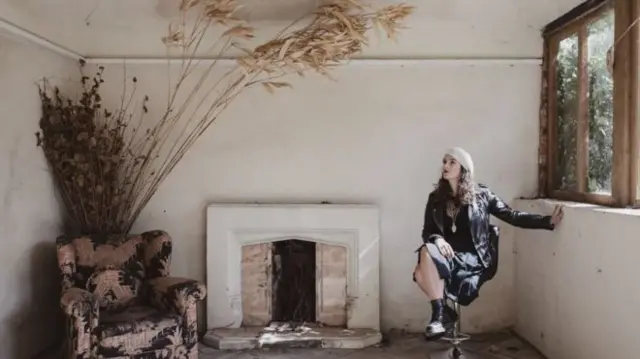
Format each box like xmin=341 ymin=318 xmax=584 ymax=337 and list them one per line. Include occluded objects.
xmin=587 ymin=10 xmax=614 ymax=194
xmin=554 ymin=34 xmax=579 ymax=191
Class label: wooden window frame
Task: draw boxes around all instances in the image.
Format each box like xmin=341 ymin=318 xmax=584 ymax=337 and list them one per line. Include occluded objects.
xmin=538 ymin=0 xmax=640 ymax=207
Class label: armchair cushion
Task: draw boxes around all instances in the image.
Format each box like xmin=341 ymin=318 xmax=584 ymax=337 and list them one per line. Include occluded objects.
xmin=86 ymin=266 xmax=141 ymax=310
xmin=98 ymin=306 xmax=184 ymax=357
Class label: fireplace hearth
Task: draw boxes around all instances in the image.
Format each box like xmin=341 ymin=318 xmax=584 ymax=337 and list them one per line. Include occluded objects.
xmin=203 ymin=203 xmax=381 ymax=350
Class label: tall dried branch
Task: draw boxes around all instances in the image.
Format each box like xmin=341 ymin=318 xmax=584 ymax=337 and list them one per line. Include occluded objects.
xmin=37 ymin=0 xmax=414 ymax=235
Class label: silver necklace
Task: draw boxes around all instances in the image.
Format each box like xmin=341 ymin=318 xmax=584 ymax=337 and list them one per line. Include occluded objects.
xmin=451 ymin=209 xmax=459 ymax=233
xmin=446 ymin=202 xmax=460 ymax=233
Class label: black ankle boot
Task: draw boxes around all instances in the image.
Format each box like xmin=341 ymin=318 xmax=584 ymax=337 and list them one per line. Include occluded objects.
xmin=424 ymin=299 xmax=445 ymax=340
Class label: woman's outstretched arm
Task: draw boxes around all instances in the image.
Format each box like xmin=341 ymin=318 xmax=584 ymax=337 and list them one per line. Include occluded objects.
xmin=486 ymin=187 xmax=555 ymax=230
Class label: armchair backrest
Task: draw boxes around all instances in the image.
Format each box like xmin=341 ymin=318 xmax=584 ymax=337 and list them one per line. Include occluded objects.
xmin=56 ymin=230 xmax=172 ymax=310
xmin=141 ymin=230 xmax=172 ymax=279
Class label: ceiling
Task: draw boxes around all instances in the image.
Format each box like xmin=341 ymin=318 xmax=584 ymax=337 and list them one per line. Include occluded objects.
xmin=0 ymin=0 xmax=586 ymax=59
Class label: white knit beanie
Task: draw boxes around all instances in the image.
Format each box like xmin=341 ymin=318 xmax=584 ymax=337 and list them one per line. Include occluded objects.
xmin=445 ymin=147 xmax=474 ymax=178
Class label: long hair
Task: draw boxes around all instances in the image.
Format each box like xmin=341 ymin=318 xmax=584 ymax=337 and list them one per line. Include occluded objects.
xmin=433 ymin=167 xmax=475 ymax=206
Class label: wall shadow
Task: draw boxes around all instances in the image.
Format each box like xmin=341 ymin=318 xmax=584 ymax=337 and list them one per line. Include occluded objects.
xmin=8 ymin=241 xmax=63 ymax=359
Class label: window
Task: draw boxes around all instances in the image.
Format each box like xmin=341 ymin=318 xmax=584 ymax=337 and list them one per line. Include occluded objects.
xmin=539 ymin=0 xmax=639 ymax=207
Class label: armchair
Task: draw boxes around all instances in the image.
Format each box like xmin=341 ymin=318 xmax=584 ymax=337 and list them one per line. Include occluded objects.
xmin=56 ymin=230 xmax=206 ymax=359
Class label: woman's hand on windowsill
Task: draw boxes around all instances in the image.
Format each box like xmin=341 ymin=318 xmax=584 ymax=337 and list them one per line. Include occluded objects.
xmin=550 ymin=204 xmax=564 ymax=227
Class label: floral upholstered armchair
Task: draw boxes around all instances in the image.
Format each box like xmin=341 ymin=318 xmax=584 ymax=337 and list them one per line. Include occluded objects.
xmin=56 ymin=230 xmax=206 ymax=359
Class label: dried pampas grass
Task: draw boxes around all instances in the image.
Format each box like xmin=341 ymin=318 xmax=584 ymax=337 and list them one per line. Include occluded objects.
xmin=37 ymin=0 xmax=414 ymax=235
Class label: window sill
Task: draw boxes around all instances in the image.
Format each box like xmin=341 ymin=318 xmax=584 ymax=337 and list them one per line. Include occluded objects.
xmin=515 ymin=197 xmax=640 ymax=218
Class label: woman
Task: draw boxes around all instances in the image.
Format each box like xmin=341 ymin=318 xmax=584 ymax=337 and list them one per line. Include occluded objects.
xmin=413 ymin=147 xmax=563 ymax=339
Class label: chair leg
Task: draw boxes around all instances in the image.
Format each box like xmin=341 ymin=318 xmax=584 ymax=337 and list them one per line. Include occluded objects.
xmin=429 ymin=301 xmax=493 ymax=359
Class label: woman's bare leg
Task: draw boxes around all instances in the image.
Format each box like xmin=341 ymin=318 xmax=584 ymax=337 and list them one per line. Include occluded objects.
xmin=413 ymin=245 xmax=447 ymax=339
xmin=413 ymin=246 xmax=445 ymax=299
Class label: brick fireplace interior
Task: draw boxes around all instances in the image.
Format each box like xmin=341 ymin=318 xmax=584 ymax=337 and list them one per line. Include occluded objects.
xmin=241 ymin=240 xmax=348 ymax=327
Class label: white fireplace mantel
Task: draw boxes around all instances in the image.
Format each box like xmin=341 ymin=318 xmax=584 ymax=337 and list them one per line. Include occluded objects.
xmin=206 ymin=203 xmax=381 ymax=331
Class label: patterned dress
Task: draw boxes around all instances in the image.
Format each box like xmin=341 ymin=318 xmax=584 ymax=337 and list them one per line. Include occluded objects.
xmin=417 ymin=205 xmax=491 ymax=306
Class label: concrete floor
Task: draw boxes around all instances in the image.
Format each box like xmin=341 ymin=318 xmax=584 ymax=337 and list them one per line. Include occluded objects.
xmin=198 ymin=331 xmax=546 ymax=359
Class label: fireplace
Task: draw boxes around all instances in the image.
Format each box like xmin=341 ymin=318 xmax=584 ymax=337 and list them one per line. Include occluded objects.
xmin=204 ymin=203 xmax=380 ymax=349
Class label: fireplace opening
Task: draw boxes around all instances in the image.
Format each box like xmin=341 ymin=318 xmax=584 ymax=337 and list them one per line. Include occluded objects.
xmin=271 ymin=239 xmax=316 ymax=323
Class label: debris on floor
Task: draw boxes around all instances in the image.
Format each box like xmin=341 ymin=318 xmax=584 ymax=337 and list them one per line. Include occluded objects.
xmin=199 ymin=330 xmax=546 ymax=359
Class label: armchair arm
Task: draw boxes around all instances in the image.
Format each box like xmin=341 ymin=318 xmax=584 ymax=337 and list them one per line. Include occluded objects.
xmin=147 ymin=277 xmax=206 ymax=347
xmin=60 ymin=287 xmax=99 ymax=357
xmin=146 ymin=277 xmax=206 ymax=315
xmin=61 ymin=287 xmax=99 ymax=318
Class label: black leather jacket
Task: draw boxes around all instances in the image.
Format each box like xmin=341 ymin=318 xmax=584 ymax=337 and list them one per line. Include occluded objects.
xmin=422 ymin=184 xmax=555 ymax=268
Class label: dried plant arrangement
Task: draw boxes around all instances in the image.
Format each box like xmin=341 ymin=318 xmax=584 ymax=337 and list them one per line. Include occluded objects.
xmin=37 ymin=64 xmax=149 ymax=235
xmin=37 ymin=0 xmax=414 ymax=236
